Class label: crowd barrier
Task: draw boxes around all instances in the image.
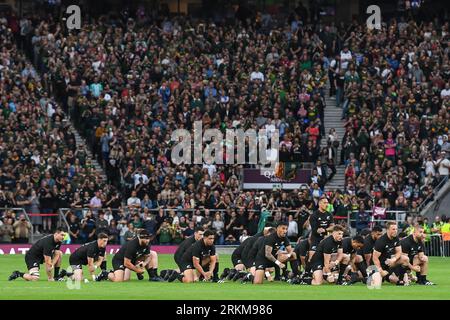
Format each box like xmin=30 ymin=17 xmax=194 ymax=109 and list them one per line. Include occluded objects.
xmin=424 ymin=234 xmax=450 ymax=257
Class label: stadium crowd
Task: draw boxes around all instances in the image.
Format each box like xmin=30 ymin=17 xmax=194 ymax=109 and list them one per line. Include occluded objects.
xmin=0 ymin=7 xmax=450 ymax=247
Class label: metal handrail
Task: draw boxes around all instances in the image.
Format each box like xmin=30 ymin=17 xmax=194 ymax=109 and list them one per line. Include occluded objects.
xmin=57 ymin=208 xmax=71 ymax=233
xmin=346 ymin=210 xmax=405 ymax=228
xmin=417 ymin=176 xmax=449 ymax=214
xmin=0 ymin=207 xmax=34 ymax=243
xmin=59 ymin=206 xmax=408 ymax=226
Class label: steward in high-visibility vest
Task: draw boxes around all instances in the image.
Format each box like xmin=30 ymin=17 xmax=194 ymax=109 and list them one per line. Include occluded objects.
xmin=404 ymin=225 xmax=415 ymax=236
xmin=441 ymin=222 xmax=450 ymax=241
xmin=63 ymin=232 xmax=71 ymax=244
xmin=418 ymin=222 xmax=432 ymax=242
xmin=431 ymin=221 xmax=444 ymax=234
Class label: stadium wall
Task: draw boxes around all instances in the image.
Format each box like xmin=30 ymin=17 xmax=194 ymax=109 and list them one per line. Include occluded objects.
xmin=0 ymin=244 xmax=178 ymax=255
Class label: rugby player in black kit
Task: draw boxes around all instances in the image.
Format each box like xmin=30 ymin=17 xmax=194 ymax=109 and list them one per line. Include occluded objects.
xmin=372 ymin=221 xmax=410 ymax=286
xmin=236 ymin=227 xmax=276 ymax=283
xmin=362 ymin=225 xmax=383 ymax=266
xmin=67 ymin=233 xmax=109 ymax=281
xmin=289 ymin=237 xmax=311 ymax=284
xmin=308 ymin=225 xmax=344 ymax=285
xmin=308 ymin=196 xmax=334 ymax=260
xmin=337 ymin=235 xmax=364 ymax=284
xmin=108 ymin=230 xmax=162 ymax=282
xmin=171 ymin=229 xmax=218 ymax=283
xmin=294 ymin=237 xmax=311 ymax=272
xmin=174 ymin=227 xmax=204 ymax=269
xmin=225 ymin=226 xmax=274 ymax=282
xmin=253 ymin=222 xmax=297 ymax=284
xmin=9 ymin=227 xmax=66 ymax=281
xmin=400 ymin=225 xmax=435 ymax=285
xmin=161 ymin=226 xmax=204 ymax=281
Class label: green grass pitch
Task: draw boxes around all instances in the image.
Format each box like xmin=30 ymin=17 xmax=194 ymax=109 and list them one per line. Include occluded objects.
xmin=0 ymin=255 xmax=449 ymax=300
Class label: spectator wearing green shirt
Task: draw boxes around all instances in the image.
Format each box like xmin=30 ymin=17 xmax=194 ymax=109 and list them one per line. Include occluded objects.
xmin=171 ymin=222 xmax=184 ymax=244
xmin=344 ymin=66 xmax=360 ymax=84
xmin=257 ymin=208 xmax=272 ymax=233
xmin=131 ymin=214 xmax=143 ymax=229
xmin=157 ymin=219 xmax=172 ymax=245
xmin=124 ymin=223 xmax=136 ymax=242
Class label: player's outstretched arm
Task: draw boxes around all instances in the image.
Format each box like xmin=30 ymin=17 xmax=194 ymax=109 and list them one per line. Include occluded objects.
xmin=372 ymin=250 xmax=387 ymax=276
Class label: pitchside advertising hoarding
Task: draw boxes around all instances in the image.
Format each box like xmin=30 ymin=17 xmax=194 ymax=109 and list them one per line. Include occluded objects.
xmin=0 ymin=245 xmax=178 ymax=255
xmin=242 ymin=164 xmax=311 ymax=189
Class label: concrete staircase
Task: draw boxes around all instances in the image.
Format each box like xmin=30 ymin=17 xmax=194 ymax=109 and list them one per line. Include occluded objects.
xmin=421 ymin=179 xmax=450 ymax=219
xmin=321 ymin=93 xmax=346 ymax=192
xmin=72 ymin=129 xmax=107 ymax=181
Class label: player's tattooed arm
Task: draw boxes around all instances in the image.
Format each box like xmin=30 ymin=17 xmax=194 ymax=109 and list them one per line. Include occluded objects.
xmin=265 ymin=245 xmax=277 ymax=263
xmin=192 ymin=256 xmax=206 ymax=278
xmin=124 ymin=258 xmax=144 ymax=273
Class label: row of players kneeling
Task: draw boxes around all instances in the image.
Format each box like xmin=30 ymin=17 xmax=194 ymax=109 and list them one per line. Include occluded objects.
xmin=221 ymin=220 xmax=435 ymax=286
xmin=8 ymin=221 xmax=434 ymax=287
